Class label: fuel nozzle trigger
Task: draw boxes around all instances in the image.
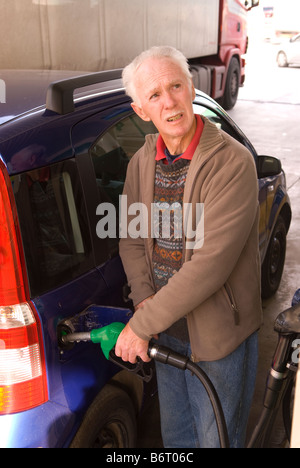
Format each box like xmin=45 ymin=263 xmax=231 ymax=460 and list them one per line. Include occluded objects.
xmin=108 ymin=348 xmax=153 ymax=382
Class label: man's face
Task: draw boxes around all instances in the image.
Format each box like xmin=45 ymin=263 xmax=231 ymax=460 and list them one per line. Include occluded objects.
xmin=131 ymin=57 xmax=196 ymax=153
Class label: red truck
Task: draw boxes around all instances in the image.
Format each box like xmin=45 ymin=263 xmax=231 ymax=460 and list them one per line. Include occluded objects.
xmin=188 ymin=0 xmax=259 ymax=109
xmin=211 ymin=0 xmax=260 ymax=108
xmin=0 ymin=0 xmax=259 ymax=109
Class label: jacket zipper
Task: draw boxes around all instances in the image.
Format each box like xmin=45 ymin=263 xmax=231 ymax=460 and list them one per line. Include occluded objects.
xmin=182 ymin=143 xmax=226 ymax=262
xmin=224 ymin=283 xmax=239 ymax=326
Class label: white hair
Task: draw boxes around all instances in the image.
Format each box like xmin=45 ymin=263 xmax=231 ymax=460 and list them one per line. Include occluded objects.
xmin=122 ymin=46 xmax=192 ymax=105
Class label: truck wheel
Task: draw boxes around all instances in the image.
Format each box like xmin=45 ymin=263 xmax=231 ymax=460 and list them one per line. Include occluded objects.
xmin=222 ymin=57 xmax=240 ymax=110
xmin=70 ymin=384 xmax=137 ymax=448
xmin=261 ymin=216 xmax=287 ymax=299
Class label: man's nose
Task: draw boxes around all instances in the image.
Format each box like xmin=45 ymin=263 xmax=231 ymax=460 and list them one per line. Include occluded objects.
xmin=163 ymin=91 xmax=176 ymax=108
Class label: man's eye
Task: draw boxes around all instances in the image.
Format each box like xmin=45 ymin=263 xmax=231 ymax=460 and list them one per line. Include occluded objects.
xmin=150 ymin=93 xmax=158 ymax=100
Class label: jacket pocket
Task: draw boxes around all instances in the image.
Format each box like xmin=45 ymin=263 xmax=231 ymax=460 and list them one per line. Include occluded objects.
xmin=223 ymin=283 xmax=239 ymax=325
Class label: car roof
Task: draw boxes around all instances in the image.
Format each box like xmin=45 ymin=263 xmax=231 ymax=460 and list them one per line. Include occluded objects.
xmin=0 ymin=70 xmax=82 ymax=124
xmin=0 ymin=69 xmax=123 ymax=125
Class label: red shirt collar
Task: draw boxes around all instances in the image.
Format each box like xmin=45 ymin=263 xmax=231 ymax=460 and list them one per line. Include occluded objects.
xmin=156 ymin=115 xmax=204 ymax=164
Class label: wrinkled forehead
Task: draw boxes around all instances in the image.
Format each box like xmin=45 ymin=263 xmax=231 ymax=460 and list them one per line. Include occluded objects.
xmin=136 ymin=56 xmax=186 ymax=80
xmin=134 ymin=57 xmax=190 ymax=95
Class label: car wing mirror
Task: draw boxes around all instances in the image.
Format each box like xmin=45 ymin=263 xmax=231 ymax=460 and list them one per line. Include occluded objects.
xmin=274 ymin=302 xmax=300 ymax=335
xmin=257 ymin=155 xmax=282 ymax=179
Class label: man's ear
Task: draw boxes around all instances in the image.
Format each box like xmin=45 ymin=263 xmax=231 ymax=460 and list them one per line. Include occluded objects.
xmin=131 ymin=102 xmax=151 ymax=122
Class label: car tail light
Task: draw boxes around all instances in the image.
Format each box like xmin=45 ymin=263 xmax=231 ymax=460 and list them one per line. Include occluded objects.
xmin=0 ymin=162 xmax=48 ymax=414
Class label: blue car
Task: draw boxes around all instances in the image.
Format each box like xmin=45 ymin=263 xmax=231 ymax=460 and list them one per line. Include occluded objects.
xmin=0 ymin=69 xmax=292 ymax=448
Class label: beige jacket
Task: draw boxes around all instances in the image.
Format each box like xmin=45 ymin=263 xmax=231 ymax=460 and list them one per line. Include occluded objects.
xmin=119 ymin=116 xmax=263 ymax=361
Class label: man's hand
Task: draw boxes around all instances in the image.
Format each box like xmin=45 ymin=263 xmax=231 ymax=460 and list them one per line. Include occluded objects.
xmin=115 ymin=323 xmax=151 ymax=364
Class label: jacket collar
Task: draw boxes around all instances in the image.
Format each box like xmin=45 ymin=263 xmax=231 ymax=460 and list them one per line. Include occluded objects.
xmin=143 ymin=116 xmax=225 ymax=162
xmin=184 ymin=116 xmax=226 ymax=199
xmin=192 ymin=115 xmax=226 ymax=163
xmin=142 ymin=115 xmax=226 ymax=183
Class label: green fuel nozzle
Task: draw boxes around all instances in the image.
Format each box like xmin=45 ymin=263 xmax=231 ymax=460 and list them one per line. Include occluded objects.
xmin=90 ymin=322 xmax=125 ymax=359
xmin=60 ymin=322 xmax=125 ymax=359
xmin=59 ymin=322 xmax=153 ymax=382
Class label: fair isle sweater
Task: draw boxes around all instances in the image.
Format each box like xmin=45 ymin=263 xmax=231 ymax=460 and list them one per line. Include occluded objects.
xmin=152 ymin=158 xmax=191 ymax=342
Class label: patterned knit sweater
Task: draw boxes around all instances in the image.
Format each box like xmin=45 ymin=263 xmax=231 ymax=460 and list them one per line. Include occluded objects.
xmin=152 ymin=158 xmax=191 ymax=342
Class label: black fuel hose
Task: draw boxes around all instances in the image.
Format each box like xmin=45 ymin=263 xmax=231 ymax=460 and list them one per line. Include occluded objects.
xmin=148 ymin=342 xmax=230 ymax=449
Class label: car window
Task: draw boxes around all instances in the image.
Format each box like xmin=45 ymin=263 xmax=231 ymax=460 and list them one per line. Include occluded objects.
xmin=193 ymin=102 xmax=236 ymax=136
xmin=12 ymin=159 xmax=93 ymax=297
xmin=192 ymin=99 xmax=256 ymax=156
xmin=90 ymin=113 xmax=157 ymax=256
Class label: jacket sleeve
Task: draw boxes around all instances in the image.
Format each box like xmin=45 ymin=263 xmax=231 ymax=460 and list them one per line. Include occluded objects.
xmin=129 ymin=139 xmax=260 ymax=340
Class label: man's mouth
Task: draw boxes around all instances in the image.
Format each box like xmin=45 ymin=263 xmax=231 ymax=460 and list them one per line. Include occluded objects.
xmin=167 ymin=113 xmax=183 ymax=122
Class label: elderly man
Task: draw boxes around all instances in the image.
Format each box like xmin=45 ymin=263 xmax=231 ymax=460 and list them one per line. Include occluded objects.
xmin=115 ymin=46 xmax=262 ymax=448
